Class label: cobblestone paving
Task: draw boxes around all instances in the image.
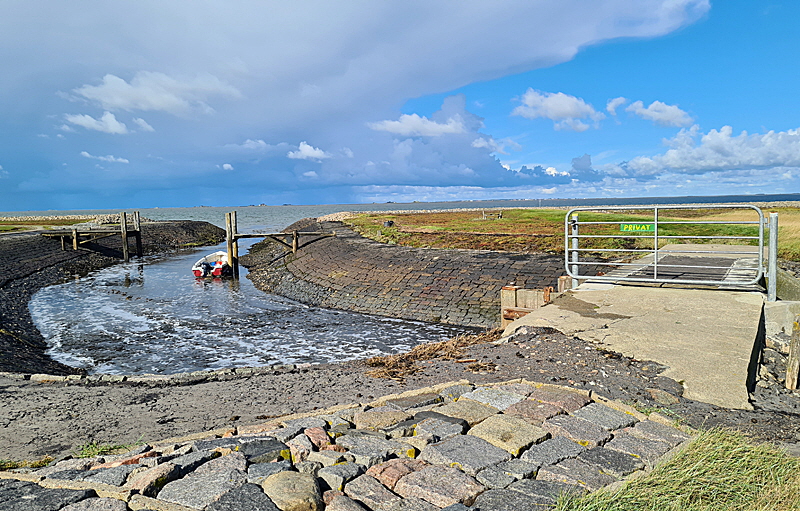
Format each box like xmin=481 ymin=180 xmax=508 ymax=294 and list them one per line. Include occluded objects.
xmin=0 ymin=380 xmax=693 ymax=511
xmin=244 ymin=221 xmax=602 ymax=328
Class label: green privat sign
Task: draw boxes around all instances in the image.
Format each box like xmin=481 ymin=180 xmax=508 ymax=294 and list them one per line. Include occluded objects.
xmin=620 ymin=223 xmax=655 ymax=232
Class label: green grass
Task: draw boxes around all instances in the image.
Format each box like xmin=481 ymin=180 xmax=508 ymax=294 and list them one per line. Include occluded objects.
xmin=0 ymin=456 xmax=54 ymax=471
xmin=555 ymin=429 xmax=800 ymax=511
xmin=73 ymin=438 xmax=142 ymax=458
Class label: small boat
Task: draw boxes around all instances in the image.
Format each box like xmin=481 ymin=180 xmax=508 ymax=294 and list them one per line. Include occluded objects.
xmin=192 ymin=251 xmax=232 ymax=278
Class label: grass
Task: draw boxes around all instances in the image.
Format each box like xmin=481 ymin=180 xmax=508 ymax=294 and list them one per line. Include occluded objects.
xmin=0 ymin=456 xmax=54 ymax=471
xmin=345 ymin=206 xmax=800 ymax=261
xmin=73 ymin=436 xmax=143 ymax=458
xmin=365 ymin=328 xmax=503 ymax=380
xmin=555 ymin=428 xmax=800 ymax=511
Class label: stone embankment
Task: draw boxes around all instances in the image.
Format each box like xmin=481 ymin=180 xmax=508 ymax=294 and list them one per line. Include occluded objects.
xmin=0 ymin=220 xmax=226 ymax=375
xmin=242 ymin=220 xmax=596 ymax=329
xmin=0 ymin=379 xmax=693 ymax=511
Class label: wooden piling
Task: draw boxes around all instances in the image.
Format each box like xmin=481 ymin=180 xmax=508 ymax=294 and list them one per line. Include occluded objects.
xmin=72 ymin=228 xmax=78 ymax=250
xmin=225 ymin=212 xmax=235 ymax=277
xmin=786 ymin=316 xmax=800 ymax=390
xmin=133 ymin=211 xmax=143 ymax=258
xmin=231 ymin=210 xmax=239 ymax=278
xmin=292 ymin=230 xmax=299 ymax=254
xmin=120 ymin=211 xmax=129 ymax=262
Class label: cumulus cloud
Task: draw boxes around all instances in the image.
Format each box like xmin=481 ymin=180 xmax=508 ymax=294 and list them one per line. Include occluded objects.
xmin=65 ymin=111 xmax=128 ymax=134
xmin=80 ymin=151 xmax=129 ymax=163
xmin=606 ymin=97 xmax=627 ymax=116
xmin=625 ymin=100 xmax=693 ymax=127
xmin=132 ymin=118 xmax=154 ymax=132
xmin=221 ymin=163 xmax=233 ymax=170
xmin=624 ymin=125 xmax=800 ymax=175
xmin=73 ymin=72 xmax=241 ymax=116
xmin=471 ymin=137 xmax=520 ymax=155
xmin=368 ymin=114 xmax=466 ymax=136
xmin=0 ymin=165 xmax=7 ymax=178
xmin=512 ymin=89 xmax=605 ymax=131
xmin=287 ymin=142 xmax=332 ymax=161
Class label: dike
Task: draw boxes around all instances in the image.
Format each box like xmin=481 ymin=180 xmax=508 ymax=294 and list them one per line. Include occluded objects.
xmin=242 ymin=219 xmax=578 ymax=328
xmin=0 ymin=220 xmax=226 ymax=375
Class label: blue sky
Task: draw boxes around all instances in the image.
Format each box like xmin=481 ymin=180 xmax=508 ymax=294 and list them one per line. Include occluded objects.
xmin=1 ymin=0 xmax=799 ymax=211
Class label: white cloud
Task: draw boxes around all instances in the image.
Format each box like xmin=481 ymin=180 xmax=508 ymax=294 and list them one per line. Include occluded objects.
xmin=606 ymin=97 xmax=627 ymax=116
xmin=0 ymin=165 xmax=6 ymax=179
xmin=221 ymin=163 xmax=233 ymax=171
xmin=625 ymin=100 xmax=693 ymax=127
xmin=368 ymin=114 xmax=466 ymax=137
xmin=132 ymin=117 xmax=154 ymax=132
xmin=65 ymin=111 xmax=128 ymax=134
xmin=512 ymin=89 xmax=605 ymax=131
xmin=80 ymin=151 xmax=129 ymax=163
xmin=624 ymin=125 xmax=800 ymax=175
xmin=287 ymin=141 xmax=332 ymax=160
xmin=73 ymin=72 xmax=241 ymax=116
xmin=303 ymin=171 xmax=318 ymax=178
xmin=471 ymin=137 xmax=521 ymax=155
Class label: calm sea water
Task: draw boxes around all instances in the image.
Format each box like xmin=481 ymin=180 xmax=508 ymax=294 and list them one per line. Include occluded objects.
xmin=17 ymin=194 xmax=798 ymax=375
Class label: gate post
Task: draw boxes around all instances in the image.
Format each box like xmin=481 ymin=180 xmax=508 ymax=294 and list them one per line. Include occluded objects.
xmin=767 ymin=212 xmax=778 ymax=302
xmin=571 ymin=213 xmax=579 ymax=289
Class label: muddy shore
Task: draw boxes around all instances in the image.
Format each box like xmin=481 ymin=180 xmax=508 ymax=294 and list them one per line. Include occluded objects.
xmin=0 ymin=219 xmax=799 ymax=463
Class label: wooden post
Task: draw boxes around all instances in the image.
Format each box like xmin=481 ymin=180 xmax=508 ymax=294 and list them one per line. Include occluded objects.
xmin=226 ymin=212 xmax=235 ymax=277
xmin=71 ymin=228 xmax=78 ymax=250
xmin=292 ymin=230 xmax=299 ymax=254
xmin=786 ymin=315 xmax=800 ymax=390
xmin=133 ymin=211 xmax=143 ymax=258
xmin=120 ymin=211 xmax=129 ymax=262
xmin=231 ymin=210 xmax=239 ymax=278
xmin=60 ymin=235 xmax=66 ymax=251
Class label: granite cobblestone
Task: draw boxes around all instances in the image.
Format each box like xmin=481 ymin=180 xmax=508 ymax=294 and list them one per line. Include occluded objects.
xmin=0 ymin=380 xmax=694 ymax=510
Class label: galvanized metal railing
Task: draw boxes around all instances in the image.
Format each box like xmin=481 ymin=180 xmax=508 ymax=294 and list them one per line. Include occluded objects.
xmin=564 ymin=204 xmax=770 ymax=290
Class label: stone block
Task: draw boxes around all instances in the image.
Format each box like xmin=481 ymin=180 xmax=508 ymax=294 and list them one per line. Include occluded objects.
xmin=296 ymin=461 xmax=323 ymax=476
xmin=384 ymin=393 xmax=443 ymax=410
xmin=468 ymin=415 xmax=549 ymax=455
xmin=414 ymin=418 xmax=464 ymax=442
xmin=343 ymin=474 xmax=401 ymax=511
xmin=459 ymin=387 xmax=524 ymax=410
xmin=470 ymin=488 xmax=554 ymax=510
xmin=318 ymin=463 xmax=365 ymax=492
xmin=307 ymin=451 xmax=348 ymax=467
xmin=507 ymin=479 xmax=586 ymax=504
xmin=433 ymin=399 xmax=499 ymax=426
xmin=354 ymin=407 xmax=413 ymax=431
xmin=541 ymin=415 xmax=611 ymax=447
xmin=577 ymin=447 xmax=644 ymax=478
xmin=440 ymin=505 xmax=470 ymax=511
xmin=326 ymin=496 xmax=368 ymax=511
xmin=124 ymin=462 xmax=181 ymax=497
xmin=529 ymin=388 xmax=591 ymax=412
xmin=438 ymin=384 xmax=473 ymax=402
xmin=394 ymin=465 xmax=485 ymax=508
xmin=247 ymin=460 xmax=293 ymax=485
xmin=519 ymin=436 xmax=586 ymax=466
xmin=90 ymin=450 xmax=157 ymax=470
xmin=158 ymin=460 xmax=247 ymax=509
xmin=282 ymin=417 xmax=328 ymax=430
xmin=238 ymin=438 xmax=293 ymax=464
xmin=365 ymin=459 xmax=429 ymax=490
xmin=128 ymin=494 xmax=198 ymax=511
xmin=495 ymin=459 xmax=539 ymax=479
xmin=412 ymin=411 xmax=469 ymax=431
xmin=169 ymin=450 xmax=220 ymax=476
xmin=492 ymin=383 xmax=537 ymax=397
xmin=503 ymin=399 xmax=562 ymax=424
xmin=384 ymin=496 xmax=438 ymax=511
xmin=603 ymin=431 xmax=672 ymax=467
xmin=80 ymin=464 xmax=141 ymax=486
xmin=475 ymin=467 xmax=516 ymax=489
xmin=418 ymin=435 xmax=512 ymax=476
xmin=336 ymin=435 xmax=416 ymax=460
xmin=0 ymin=480 xmax=94 ymax=511
xmin=262 ymin=471 xmax=323 ymax=511
xmin=625 ymin=420 xmax=691 ymax=447
xmin=287 ymin=434 xmax=314 ymax=463
xmin=316 ymin=414 xmax=353 ymax=429
xmin=60 ymin=497 xmax=129 ymax=511
xmin=537 ymin=458 xmax=616 ymax=491
xmin=205 ymin=483 xmax=280 ymax=511
xmin=571 ymin=403 xmax=638 ymax=431
xmin=304 ymin=427 xmax=332 ymax=449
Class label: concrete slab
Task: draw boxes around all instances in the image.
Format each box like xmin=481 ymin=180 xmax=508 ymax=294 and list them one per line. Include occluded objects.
xmin=505 ymin=285 xmax=764 ymax=409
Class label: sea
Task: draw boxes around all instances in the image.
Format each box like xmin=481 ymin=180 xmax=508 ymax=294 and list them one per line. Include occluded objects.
xmin=7 ymin=193 xmax=797 ymax=375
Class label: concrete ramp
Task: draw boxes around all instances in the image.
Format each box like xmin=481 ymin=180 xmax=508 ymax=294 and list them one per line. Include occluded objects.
xmin=504 ymin=283 xmax=765 ymax=409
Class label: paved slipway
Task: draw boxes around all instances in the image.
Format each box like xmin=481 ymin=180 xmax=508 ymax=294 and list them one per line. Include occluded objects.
xmin=1 ymin=217 xmax=799 ymax=510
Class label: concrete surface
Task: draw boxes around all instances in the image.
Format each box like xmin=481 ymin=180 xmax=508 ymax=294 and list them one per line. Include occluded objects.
xmin=504 ymin=283 xmax=765 ymax=410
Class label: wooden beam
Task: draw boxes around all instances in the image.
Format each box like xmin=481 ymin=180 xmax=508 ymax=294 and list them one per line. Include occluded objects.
xmin=134 ymin=211 xmax=143 ymax=258
xmin=787 ymin=316 xmax=800 ymax=390
xmin=120 ymin=211 xmax=129 ymax=262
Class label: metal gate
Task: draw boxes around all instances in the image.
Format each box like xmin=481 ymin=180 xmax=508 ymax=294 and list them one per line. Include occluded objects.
xmin=564 ymin=205 xmax=766 ymax=287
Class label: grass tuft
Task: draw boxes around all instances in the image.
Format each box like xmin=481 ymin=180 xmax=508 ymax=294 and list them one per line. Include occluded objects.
xmin=365 ymin=328 xmax=503 ymax=380
xmin=555 ymin=428 xmax=800 ymax=511
xmin=0 ymin=456 xmax=54 ymax=471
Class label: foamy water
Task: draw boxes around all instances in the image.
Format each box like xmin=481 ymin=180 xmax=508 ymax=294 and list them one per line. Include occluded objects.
xmin=29 ymin=241 xmax=469 ymax=375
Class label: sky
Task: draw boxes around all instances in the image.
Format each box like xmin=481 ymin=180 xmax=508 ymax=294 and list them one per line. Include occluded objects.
xmin=1 ymin=0 xmax=799 ymax=211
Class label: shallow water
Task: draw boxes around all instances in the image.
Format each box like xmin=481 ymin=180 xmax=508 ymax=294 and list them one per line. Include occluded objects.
xmin=29 ymin=241 xmax=469 ymax=375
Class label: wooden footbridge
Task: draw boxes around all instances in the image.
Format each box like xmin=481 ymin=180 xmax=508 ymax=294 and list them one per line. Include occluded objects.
xmin=41 ymin=211 xmax=143 ymax=262
xmin=224 ymin=210 xmax=335 ymax=278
